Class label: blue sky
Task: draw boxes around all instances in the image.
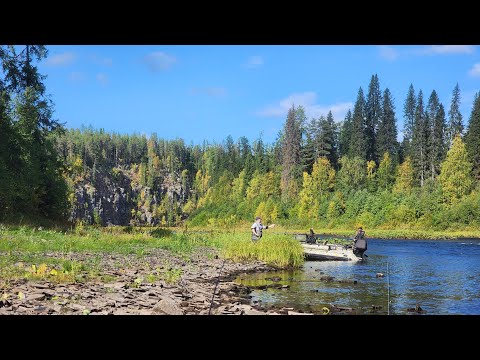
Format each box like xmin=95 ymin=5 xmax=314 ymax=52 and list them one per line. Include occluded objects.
xmin=38 ymin=45 xmax=480 ymax=145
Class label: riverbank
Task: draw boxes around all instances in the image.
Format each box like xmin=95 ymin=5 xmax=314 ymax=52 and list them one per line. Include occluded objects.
xmin=0 ymin=226 xmax=308 ymax=315
xmin=0 ymin=248 xmax=321 ymax=315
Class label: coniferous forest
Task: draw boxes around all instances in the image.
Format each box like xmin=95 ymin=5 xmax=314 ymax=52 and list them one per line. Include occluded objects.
xmin=2 ymin=46 xmax=480 ymax=232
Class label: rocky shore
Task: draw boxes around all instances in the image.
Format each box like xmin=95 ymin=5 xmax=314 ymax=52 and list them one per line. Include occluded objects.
xmin=0 ymin=248 xmax=312 ymax=315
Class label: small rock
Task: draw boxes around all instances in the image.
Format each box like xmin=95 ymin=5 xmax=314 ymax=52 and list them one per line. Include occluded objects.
xmin=32 ymin=283 xmax=50 ymax=289
xmin=68 ymin=303 xmax=85 ymax=311
xmin=34 ymin=305 xmax=48 ymax=313
xmin=288 ymin=311 xmax=314 ymax=315
xmin=28 ymin=293 xmax=46 ymax=301
xmin=152 ymin=298 xmax=184 ymax=315
xmin=104 ymin=282 xmax=125 ymax=290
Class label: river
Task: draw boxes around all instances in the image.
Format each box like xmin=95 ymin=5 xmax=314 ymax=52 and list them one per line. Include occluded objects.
xmin=235 ymin=238 xmax=480 ymax=315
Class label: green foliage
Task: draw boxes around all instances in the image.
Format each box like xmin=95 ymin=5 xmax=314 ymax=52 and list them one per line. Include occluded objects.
xmin=0 ymin=48 xmax=67 ymax=222
xmin=465 ymin=92 xmax=480 ymax=179
xmin=337 ymin=156 xmax=366 ymax=192
xmin=2 ymin=64 xmax=478 ymax=232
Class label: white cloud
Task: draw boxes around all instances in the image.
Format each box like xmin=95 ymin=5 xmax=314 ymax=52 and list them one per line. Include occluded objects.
xmin=90 ymin=55 xmax=112 ymax=66
xmin=379 ymin=46 xmax=398 ymax=61
xmin=469 ymin=63 xmax=480 ymax=77
xmin=96 ymin=73 xmax=108 ymax=86
xmin=69 ymin=71 xmax=86 ymax=82
xmin=143 ymin=52 xmax=176 ymax=72
xmin=422 ymin=45 xmax=474 ymax=55
xmin=190 ymin=87 xmax=226 ymax=97
xmin=257 ymin=92 xmax=352 ymax=121
xmin=244 ymin=55 xmax=264 ymax=68
xmin=45 ymin=52 xmax=76 ymax=66
xmin=102 ymin=58 xmax=113 ymax=66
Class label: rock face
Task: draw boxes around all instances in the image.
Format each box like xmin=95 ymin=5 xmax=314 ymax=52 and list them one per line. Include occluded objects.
xmin=70 ymin=167 xmax=186 ymax=226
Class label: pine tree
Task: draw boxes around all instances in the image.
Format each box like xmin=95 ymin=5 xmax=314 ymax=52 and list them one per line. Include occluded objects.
xmin=448 ymin=83 xmax=463 ymax=145
xmin=439 ymin=134 xmax=473 ymax=204
xmin=365 ymin=74 xmax=382 ymax=162
xmin=403 ymin=84 xmax=416 ymax=157
xmin=349 ymin=88 xmax=367 ymax=160
xmin=377 ymin=88 xmax=398 ymax=160
xmin=339 ymin=110 xmax=352 ymax=159
xmin=465 ymin=92 xmax=480 ymax=179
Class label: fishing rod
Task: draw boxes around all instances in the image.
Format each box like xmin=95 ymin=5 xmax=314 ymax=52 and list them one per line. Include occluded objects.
xmin=208 ymin=258 xmax=226 ymax=315
xmin=387 ymin=261 xmax=390 ymax=315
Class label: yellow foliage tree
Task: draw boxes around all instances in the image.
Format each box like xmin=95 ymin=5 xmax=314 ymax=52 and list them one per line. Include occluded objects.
xmin=393 ymin=156 xmax=414 ymax=194
xmin=377 ymin=152 xmax=395 ymax=191
xmin=439 ymin=135 xmax=473 ymax=204
xmin=297 ymin=172 xmax=320 ymax=219
xmin=297 ymin=157 xmax=335 ymax=220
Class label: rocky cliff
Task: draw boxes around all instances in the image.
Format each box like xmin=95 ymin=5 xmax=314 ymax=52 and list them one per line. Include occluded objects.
xmin=69 ymin=167 xmax=187 ymax=226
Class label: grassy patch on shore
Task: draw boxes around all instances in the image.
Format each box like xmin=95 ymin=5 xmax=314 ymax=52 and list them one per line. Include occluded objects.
xmin=0 ymin=224 xmax=305 ymax=284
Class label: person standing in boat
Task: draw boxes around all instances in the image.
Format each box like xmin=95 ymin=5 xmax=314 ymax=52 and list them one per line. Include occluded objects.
xmin=354 ymin=227 xmax=365 ymax=242
xmin=352 ymin=227 xmax=367 ymax=255
xmin=251 ymin=216 xmax=275 ymax=241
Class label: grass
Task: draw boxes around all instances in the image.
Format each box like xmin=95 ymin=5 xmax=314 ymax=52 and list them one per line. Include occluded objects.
xmin=214 ymin=233 xmax=304 ymax=268
xmin=0 ymin=224 xmax=306 ymax=287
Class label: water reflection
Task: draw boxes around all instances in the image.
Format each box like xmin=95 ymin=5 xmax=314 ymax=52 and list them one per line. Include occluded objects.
xmin=235 ymin=238 xmax=480 ymax=315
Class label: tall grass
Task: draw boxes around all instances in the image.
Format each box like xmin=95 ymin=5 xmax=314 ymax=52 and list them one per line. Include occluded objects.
xmin=0 ymin=224 xmax=305 ymax=269
xmin=214 ymin=233 xmax=304 ymax=268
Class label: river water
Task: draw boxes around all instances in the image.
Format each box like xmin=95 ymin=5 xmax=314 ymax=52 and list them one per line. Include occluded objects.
xmin=235 ymin=238 xmax=480 ymax=315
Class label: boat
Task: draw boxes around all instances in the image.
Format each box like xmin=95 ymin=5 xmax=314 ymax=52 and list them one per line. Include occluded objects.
xmin=292 ymin=231 xmax=367 ymax=262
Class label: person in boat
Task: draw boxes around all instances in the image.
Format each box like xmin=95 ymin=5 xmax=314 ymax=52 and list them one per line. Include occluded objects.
xmin=352 ymin=227 xmax=367 ymax=255
xmin=251 ymin=216 xmax=275 ymax=242
xmin=354 ymin=227 xmax=365 ymax=242
xmin=306 ymin=228 xmax=317 ymax=244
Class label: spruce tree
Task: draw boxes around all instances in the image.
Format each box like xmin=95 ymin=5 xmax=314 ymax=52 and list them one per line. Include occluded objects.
xmin=465 ymin=92 xmax=480 ymax=178
xmin=411 ymin=90 xmax=428 ymax=186
xmin=317 ymin=111 xmax=337 ymax=168
xmin=448 ymin=83 xmax=463 ymax=145
xmin=365 ymin=74 xmax=382 ymax=162
xmin=339 ymin=110 xmax=352 ymax=159
xmin=377 ymin=88 xmax=398 ymax=160
xmin=403 ymin=84 xmax=416 ymax=157
xmin=349 ymin=87 xmax=367 ymax=161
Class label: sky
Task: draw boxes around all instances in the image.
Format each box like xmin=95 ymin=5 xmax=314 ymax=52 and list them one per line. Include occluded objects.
xmin=37 ymin=45 xmax=480 ymax=145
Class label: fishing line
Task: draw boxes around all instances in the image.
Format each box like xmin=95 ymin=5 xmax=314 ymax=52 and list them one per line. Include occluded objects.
xmin=208 ymin=258 xmax=226 ymax=315
xmin=387 ymin=261 xmax=390 ymax=315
